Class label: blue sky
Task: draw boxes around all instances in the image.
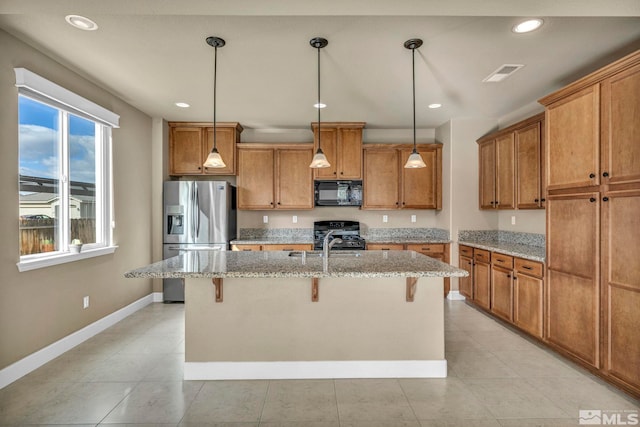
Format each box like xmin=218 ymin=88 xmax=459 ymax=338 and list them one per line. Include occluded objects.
xmin=19 ymin=96 xmax=96 ymax=183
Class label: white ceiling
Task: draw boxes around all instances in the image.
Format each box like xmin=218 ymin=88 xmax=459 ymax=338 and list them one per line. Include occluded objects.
xmin=1 ymin=1 xmax=639 ymax=133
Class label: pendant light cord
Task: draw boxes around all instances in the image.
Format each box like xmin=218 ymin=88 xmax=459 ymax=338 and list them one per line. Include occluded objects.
xmin=412 ymin=46 xmax=416 ymax=153
xmin=317 ymin=44 xmax=321 ymax=151
xmin=213 ymin=44 xmax=218 ymax=151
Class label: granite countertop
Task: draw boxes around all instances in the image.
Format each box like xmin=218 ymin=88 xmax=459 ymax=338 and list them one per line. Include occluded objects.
xmin=125 ymin=250 xmax=468 ymax=279
xmin=458 ymin=240 xmax=545 ymax=262
xmin=364 ymin=237 xmax=451 ymax=244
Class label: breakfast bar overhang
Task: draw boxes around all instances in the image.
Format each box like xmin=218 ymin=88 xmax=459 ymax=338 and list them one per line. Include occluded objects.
xmin=125 ymin=250 xmax=467 ymax=380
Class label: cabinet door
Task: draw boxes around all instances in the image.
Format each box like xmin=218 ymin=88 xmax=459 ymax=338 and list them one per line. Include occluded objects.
xmin=313 ymin=127 xmax=338 ymax=179
xmin=474 ymin=261 xmax=491 ymax=310
xmin=479 ymin=140 xmax=496 ymax=209
xmin=516 ymin=122 xmax=543 ymax=209
xmin=169 ymin=127 xmax=204 ymax=175
xmin=514 ymin=272 xmax=544 ymax=339
xmin=401 ymin=146 xmax=441 ymax=209
xmin=275 ymin=148 xmax=314 ymax=210
xmin=362 ymin=149 xmax=400 ymax=209
xmin=203 ymin=127 xmax=236 ymax=175
xmin=546 ymin=86 xmax=600 ymax=191
xmin=459 ymin=255 xmax=474 ymax=299
xmin=491 ymin=265 xmax=514 ymax=321
xmin=337 ymin=128 xmax=363 ymax=179
xmin=546 ymin=192 xmax=600 ymax=367
xmin=495 ymin=133 xmax=515 ymax=209
xmin=601 ymin=188 xmax=640 ymax=393
xmin=601 ymin=62 xmax=640 ymax=186
xmin=237 ymin=148 xmax=275 ymax=209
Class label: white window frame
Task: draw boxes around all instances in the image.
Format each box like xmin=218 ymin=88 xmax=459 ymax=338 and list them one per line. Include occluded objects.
xmin=15 ymin=68 xmax=119 ymax=272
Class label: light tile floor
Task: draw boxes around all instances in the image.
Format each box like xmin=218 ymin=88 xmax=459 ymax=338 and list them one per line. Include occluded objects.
xmin=1 ymin=300 xmax=638 ymax=426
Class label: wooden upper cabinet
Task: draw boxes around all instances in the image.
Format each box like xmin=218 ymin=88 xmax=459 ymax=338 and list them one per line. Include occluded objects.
xmin=169 ymin=122 xmax=242 ymax=176
xmin=275 ymin=148 xmax=314 ymax=209
xmin=400 ymin=146 xmax=442 ymax=209
xmin=363 ymin=144 xmax=442 ymax=210
xmin=601 ymin=61 xmax=640 ymax=187
xmin=312 ymin=122 xmax=365 ymax=180
xmin=362 ymin=148 xmax=400 ymax=209
xmin=237 ymin=147 xmax=275 ymax=209
xmin=545 ymin=86 xmax=600 ymax=191
xmin=203 ymin=126 xmax=237 ymax=175
xmin=237 ymin=144 xmax=313 ymax=210
xmin=479 ymin=140 xmax=496 ymax=209
xmin=170 ymin=126 xmax=204 ymax=175
xmin=516 ymin=118 xmax=544 ymax=209
xmin=495 ymin=133 xmax=516 ymax=209
xmin=478 ymin=113 xmax=544 ymax=210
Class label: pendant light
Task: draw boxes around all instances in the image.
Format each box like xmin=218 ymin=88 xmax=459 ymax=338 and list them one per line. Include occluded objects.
xmin=309 ymin=37 xmax=331 ymax=169
xmin=203 ymin=36 xmax=226 ymax=169
xmin=404 ymin=38 xmax=427 ymax=169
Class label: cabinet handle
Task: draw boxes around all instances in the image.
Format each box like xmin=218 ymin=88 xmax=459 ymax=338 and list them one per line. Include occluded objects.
xmin=513 ymin=277 xmax=517 ymax=281
xmin=333 ymin=171 xmax=337 ymax=175
xmin=340 ymin=171 xmax=344 ymax=175
xmin=282 ymin=248 xmax=293 ymax=251
xmin=589 ymin=173 xmax=595 ymax=178
xmin=198 ymin=166 xmax=202 ymax=170
xmin=522 ymin=266 xmax=533 ymax=270
xmin=507 ymin=274 xmax=511 ymax=278
xmin=277 ymin=202 xmax=281 ymax=205
xmin=496 ymin=259 xmax=504 ymax=263
xmin=590 ymin=197 xmax=596 ymax=202
xmin=534 ymin=198 xmax=539 ymax=203
xmin=603 ymin=172 xmax=609 ymax=177
xmin=490 ymin=201 xmax=495 ymax=205
xmin=402 ymin=202 xmax=406 ymax=205
xmin=603 ymin=197 xmax=609 ymax=202
xmin=541 ymin=198 xmax=546 ymax=202
xmin=242 ymin=249 xmax=252 ymax=251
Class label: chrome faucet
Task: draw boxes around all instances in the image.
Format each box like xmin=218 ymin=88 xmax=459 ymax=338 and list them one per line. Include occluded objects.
xmin=322 ymin=230 xmax=343 ymax=259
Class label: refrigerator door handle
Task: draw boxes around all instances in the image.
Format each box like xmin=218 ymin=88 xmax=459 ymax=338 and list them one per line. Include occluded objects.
xmin=190 ymin=183 xmax=196 ymax=240
xmin=194 ymin=184 xmax=201 ymax=238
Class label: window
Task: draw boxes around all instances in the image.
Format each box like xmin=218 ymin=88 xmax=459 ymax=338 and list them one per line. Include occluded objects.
xmin=15 ymin=68 xmax=119 ymax=271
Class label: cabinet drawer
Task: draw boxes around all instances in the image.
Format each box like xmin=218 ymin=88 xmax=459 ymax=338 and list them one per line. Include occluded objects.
xmin=474 ymin=249 xmax=491 ymax=264
xmin=459 ymin=245 xmax=474 ymax=257
xmin=492 ymin=253 xmax=514 ymax=269
xmin=367 ymin=243 xmax=405 ymax=251
xmin=231 ymin=244 xmax=262 ymax=251
xmin=515 ymin=258 xmax=544 ymax=277
xmin=406 ymin=243 xmax=444 ymax=254
xmin=262 ymin=244 xmax=313 ymax=251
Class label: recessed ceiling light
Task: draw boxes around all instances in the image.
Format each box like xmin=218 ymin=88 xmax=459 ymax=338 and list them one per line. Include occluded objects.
xmin=65 ymin=15 xmax=98 ymax=31
xmin=175 ymin=102 xmax=190 ymax=108
xmin=314 ymin=103 xmax=327 ymax=109
xmin=512 ymin=19 xmax=543 ymax=34
xmin=428 ymin=103 xmax=442 ymax=109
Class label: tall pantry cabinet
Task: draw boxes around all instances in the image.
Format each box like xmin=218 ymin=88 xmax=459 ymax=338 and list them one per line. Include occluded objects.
xmin=539 ymin=50 xmax=640 ymax=396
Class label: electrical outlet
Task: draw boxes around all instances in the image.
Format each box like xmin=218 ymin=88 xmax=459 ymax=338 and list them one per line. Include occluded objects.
xmin=263 ymin=215 xmax=269 ymax=224
xmin=83 ymin=296 xmax=89 ymax=309
xmin=411 ymin=215 xmax=417 ymax=223
xmin=292 ymin=215 xmax=298 ymax=224
xmin=511 ymin=215 xmax=516 ymax=225
xmin=382 ymin=215 xmax=388 ymax=223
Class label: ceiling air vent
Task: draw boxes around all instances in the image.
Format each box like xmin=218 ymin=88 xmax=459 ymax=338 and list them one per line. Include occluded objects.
xmin=482 ymin=64 xmax=524 ymax=83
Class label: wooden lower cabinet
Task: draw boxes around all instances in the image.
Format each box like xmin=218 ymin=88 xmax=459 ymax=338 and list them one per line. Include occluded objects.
xmin=366 ymin=243 xmax=404 ymax=251
xmin=513 ymin=259 xmax=544 ymax=339
xmin=473 ymin=259 xmax=491 ymax=310
xmin=546 ymin=192 xmax=600 ymax=368
xmin=458 ymin=257 xmax=473 ymax=299
xmin=601 ymin=187 xmax=640 ymax=394
xmin=491 ymin=264 xmax=513 ymax=322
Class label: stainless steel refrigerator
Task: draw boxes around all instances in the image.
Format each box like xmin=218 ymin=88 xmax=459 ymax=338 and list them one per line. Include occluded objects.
xmin=163 ymin=181 xmax=236 ymax=302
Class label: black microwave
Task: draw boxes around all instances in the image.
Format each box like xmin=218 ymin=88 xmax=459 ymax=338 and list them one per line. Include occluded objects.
xmin=314 ymin=180 xmax=363 ymax=206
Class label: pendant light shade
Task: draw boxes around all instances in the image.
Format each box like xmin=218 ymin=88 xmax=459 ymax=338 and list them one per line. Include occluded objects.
xmin=309 ymin=37 xmax=331 ymax=169
xmin=404 ymin=38 xmax=427 ymax=169
xmin=203 ymin=36 xmax=227 ymax=169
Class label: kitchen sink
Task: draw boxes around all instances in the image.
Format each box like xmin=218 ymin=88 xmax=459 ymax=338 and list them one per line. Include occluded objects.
xmin=288 ymin=251 xmax=362 ymax=258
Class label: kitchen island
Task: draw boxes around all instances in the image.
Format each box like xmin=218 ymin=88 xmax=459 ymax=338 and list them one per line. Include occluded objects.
xmin=125 ymin=250 xmax=467 ymax=380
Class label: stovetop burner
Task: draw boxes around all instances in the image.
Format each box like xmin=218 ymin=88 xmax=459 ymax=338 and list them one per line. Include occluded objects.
xmin=313 ymin=220 xmax=366 ymax=250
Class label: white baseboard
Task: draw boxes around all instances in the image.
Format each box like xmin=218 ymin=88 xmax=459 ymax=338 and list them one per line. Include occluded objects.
xmin=0 ymin=293 xmax=154 ymax=389
xmin=184 ymin=360 xmax=447 ymax=380
xmin=446 ymin=290 xmax=466 ymax=301
xmin=152 ymin=292 xmax=163 ymax=302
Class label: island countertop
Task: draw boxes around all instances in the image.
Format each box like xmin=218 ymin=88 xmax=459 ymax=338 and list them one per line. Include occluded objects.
xmin=125 ymin=250 xmax=468 ymax=279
